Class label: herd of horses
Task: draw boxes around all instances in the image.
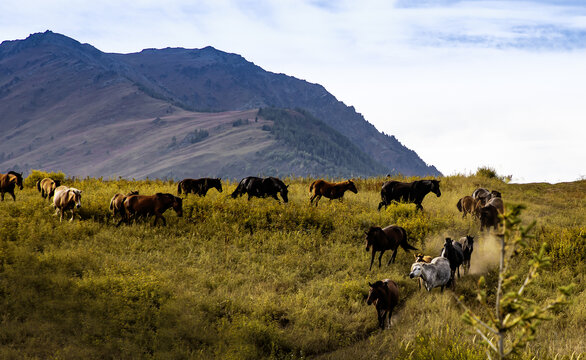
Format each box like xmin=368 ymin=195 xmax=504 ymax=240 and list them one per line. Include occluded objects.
xmin=1 ymin=171 xmax=505 ymax=331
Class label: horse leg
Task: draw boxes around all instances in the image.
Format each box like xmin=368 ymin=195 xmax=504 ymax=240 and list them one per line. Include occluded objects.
xmin=369 ymin=250 xmax=376 ymax=271
xmin=69 ymin=208 xmax=75 ymax=222
xmin=0 ymin=191 xmax=4 ymax=201
xmin=314 ymin=195 xmax=320 ymax=206
xmin=388 ymin=248 xmax=398 ymax=265
xmin=10 ymin=191 xmax=16 ymax=201
xmin=457 ymin=266 xmax=461 ymax=279
xmin=378 ymin=250 xmax=385 ymax=268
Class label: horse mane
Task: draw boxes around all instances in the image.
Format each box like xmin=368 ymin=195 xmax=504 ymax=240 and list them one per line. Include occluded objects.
xmin=370 ymin=280 xmax=385 ymax=288
xmin=7 ymin=171 xmax=21 ymax=177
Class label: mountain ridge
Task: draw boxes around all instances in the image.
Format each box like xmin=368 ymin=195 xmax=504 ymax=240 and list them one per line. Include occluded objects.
xmin=0 ymin=31 xmax=441 ymax=179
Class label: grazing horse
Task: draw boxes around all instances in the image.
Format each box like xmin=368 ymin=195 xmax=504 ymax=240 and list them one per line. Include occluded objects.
xmin=367 ymin=279 xmax=400 ymax=330
xmin=0 ymin=171 xmax=24 ymax=201
xmin=480 ymin=204 xmax=501 ymax=231
xmin=441 ymin=238 xmax=464 ymax=287
xmin=231 ymin=176 xmax=289 ymax=202
xmin=409 ymin=257 xmax=451 ymax=292
xmin=458 ymin=236 xmax=475 ymax=274
xmin=378 ymin=179 xmax=441 ymax=211
xmin=177 ymin=178 xmax=222 ymax=197
xmin=365 ymin=225 xmax=417 ymax=270
xmin=36 ymin=177 xmax=61 ymax=202
xmin=308 ymin=179 xmax=357 ymax=206
xmin=456 ymin=195 xmax=481 ymax=218
xmin=118 ymin=193 xmax=183 ymax=226
xmin=109 ymin=190 xmax=139 ymax=218
xmin=52 ymin=185 xmax=82 ymax=222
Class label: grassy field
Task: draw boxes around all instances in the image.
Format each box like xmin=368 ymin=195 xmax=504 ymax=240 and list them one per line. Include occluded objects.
xmin=0 ymin=173 xmax=584 ymax=359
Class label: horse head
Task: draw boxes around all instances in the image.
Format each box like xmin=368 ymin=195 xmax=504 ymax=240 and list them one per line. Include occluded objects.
xmin=365 ymin=226 xmax=382 ymax=251
xmin=214 ymin=178 xmax=223 ymax=193
xmin=173 ymin=196 xmax=183 ymax=217
xmin=366 ymin=281 xmax=384 ymax=305
xmin=8 ymin=171 xmax=23 ymax=189
xmin=409 ymin=263 xmax=423 ymax=278
xmin=69 ymin=188 xmax=82 ymax=208
xmin=347 ymin=180 xmax=358 ymax=194
xmin=279 ymin=183 xmax=289 ymax=203
xmin=431 ymin=180 xmax=441 ymax=197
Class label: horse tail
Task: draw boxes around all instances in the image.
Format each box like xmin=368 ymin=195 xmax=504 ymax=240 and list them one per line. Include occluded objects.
xmin=36 ymin=180 xmax=41 ymax=192
xmin=399 ymin=227 xmax=418 ymax=251
xmin=309 ymin=181 xmax=315 ymax=193
xmin=177 ymin=181 xmax=183 ymax=195
xmin=109 ymin=196 xmax=115 ymax=211
xmin=456 ymin=198 xmax=462 ymax=212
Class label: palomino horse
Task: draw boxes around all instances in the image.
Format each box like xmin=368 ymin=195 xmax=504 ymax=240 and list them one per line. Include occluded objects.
xmin=37 ymin=177 xmax=61 ymax=202
xmin=367 ymin=279 xmax=400 ymax=330
xmin=53 ymin=185 xmax=83 ymax=222
xmin=177 ymin=178 xmax=222 ymax=197
xmin=308 ymin=179 xmax=357 ymax=206
xmin=365 ymin=225 xmax=417 ymax=270
xmin=109 ymin=191 xmax=139 ymax=218
xmin=231 ymin=177 xmax=289 ymax=203
xmin=0 ymin=171 xmax=23 ymax=201
xmin=118 ymin=193 xmax=183 ymax=226
xmin=378 ymin=179 xmax=441 ymax=211
xmin=409 ymin=257 xmax=451 ymax=292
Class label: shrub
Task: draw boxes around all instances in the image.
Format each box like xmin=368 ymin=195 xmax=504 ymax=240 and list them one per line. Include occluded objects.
xmin=24 ymin=169 xmax=66 ymax=188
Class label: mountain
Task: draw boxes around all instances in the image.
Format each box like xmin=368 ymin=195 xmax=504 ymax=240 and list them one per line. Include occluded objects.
xmin=0 ymin=31 xmax=441 ymax=179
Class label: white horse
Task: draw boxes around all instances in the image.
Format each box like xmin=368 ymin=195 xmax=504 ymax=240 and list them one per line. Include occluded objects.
xmin=53 ymin=186 xmax=82 ymax=222
xmin=409 ymin=257 xmax=451 ymax=292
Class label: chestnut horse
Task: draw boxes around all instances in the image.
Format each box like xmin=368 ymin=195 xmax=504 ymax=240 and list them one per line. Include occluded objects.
xmin=109 ymin=190 xmax=139 ymax=218
xmin=367 ymin=279 xmax=400 ymax=330
xmin=0 ymin=171 xmax=23 ymax=201
xmin=308 ymin=179 xmax=357 ymax=206
xmin=37 ymin=177 xmax=61 ymax=202
xmin=53 ymin=185 xmax=83 ymax=222
xmin=365 ymin=225 xmax=417 ymax=270
xmin=456 ymin=195 xmax=481 ymax=218
xmin=118 ymin=193 xmax=183 ymax=226
xmin=177 ymin=178 xmax=222 ymax=197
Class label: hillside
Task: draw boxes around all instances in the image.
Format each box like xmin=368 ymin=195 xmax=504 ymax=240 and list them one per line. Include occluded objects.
xmin=0 ymin=174 xmax=583 ymax=358
xmin=0 ymin=31 xmax=439 ymax=179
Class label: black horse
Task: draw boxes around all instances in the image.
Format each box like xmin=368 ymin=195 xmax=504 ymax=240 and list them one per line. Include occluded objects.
xmin=231 ymin=176 xmax=289 ymax=203
xmin=177 ymin=178 xmax=222 ymax=197
xmin=378 ymin=179 xmax=441 ymax=211
xmin=441 ymin=237 xmax=464 ymax=287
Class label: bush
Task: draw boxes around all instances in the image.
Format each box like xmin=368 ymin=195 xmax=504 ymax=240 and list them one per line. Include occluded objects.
xmin=24 ymin=169 xmax=66 ymax=188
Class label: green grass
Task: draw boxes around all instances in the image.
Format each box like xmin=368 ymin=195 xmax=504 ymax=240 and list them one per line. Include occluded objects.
xmin=0 ymin=175 xmax=584 ymax=359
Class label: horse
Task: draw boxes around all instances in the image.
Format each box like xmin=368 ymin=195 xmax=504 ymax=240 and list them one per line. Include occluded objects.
xmin=378 ymin=179 xmax=441 ymax=211
xmin=177 ymin=178 xmax=222 ymax=197
xmin=36 ymin=177 xmax=61 ymax=202
xmin=472 ymin=188 xmax=491 ymax=205
xmin=365 ymin=225 xmax=417 ymax=270
xmin=0 ymin=171 xmax=24 ymax=201
xmin=440 ymin=238 xmax=464 ymax=287
xmin=456 ymin=195 xmax=481 ymax=218
xmin=231 ymin=176 xmax=288 ymax=203
xmin=52 ymin=185 xmax=82 ymax=222
xmin=308 ymin=179 xmax=357 ymax=206
xmin=409 ymin=257 xmax=451 ymax=292
xmin=480 ymin=204 xmax=501 ymax=231
xmin=485 ymin=196 xmax=504 ymax=214
xmin=367 ymin=279 xmax=400 ymax=330
xmin=109 ymin=190 xmax=139 ymax=218
xmin=118 ymin=193 xmax=183 ymax=226
xmin=457 ymin=236 xmax=475 ymax=274
xmin=414 ymin=253 xmax=433 ymax=290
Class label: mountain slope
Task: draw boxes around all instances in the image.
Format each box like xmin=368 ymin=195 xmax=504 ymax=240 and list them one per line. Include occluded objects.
xmin=0 ymin=31 xmax=440 ymax=178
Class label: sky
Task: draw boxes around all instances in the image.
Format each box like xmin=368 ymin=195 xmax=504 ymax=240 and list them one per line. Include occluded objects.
xmin=1 ymin=0 xmax=585 ymax=183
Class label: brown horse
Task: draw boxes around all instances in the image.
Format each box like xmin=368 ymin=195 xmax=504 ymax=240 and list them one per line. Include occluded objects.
xmin=36 ymin=177 xmax=61 ymax=202
xmin=365 ymin=225 xmax=417 ymax=270
xmin=52 ymin=185 xmax=83 ymax=222
xmin=118 ymin=193 xmax=183 ymax=226
xmin=456 ymin=195 xmax=481 ymax=218
xmin=177 ymin=178 xmax=222 ymax=197
xmin=109 ymin=190 xmax=139 ymax=218
xmin=309 ymin=179 xmax=357 ymax=206
xmin=367 ymin=279 xmax=400 ymax=330
xmin=0 ymin=171 xmax=23 ymax=201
